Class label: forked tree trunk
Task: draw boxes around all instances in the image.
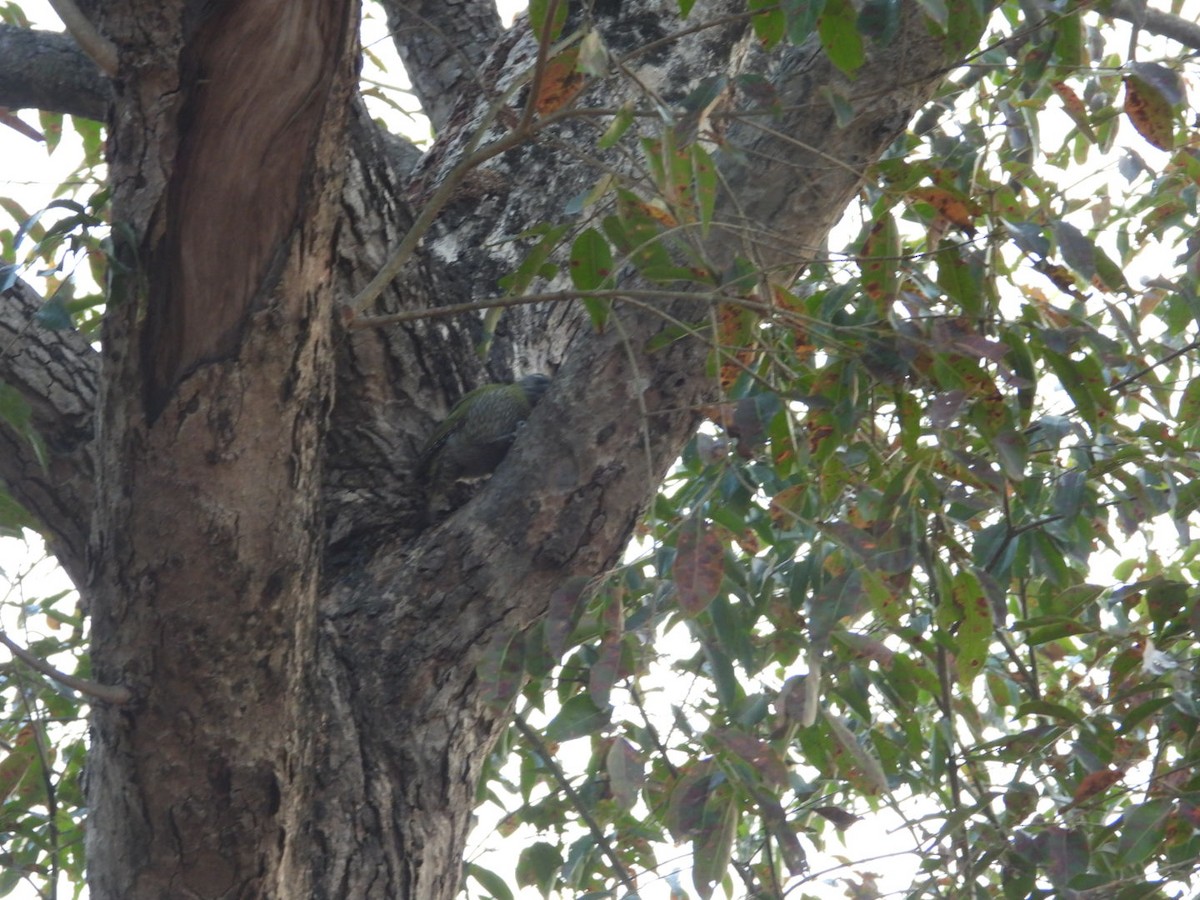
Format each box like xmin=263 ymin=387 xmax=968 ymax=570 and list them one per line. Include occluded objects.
xmin=0 ymin=1 xmax=949 ymax=896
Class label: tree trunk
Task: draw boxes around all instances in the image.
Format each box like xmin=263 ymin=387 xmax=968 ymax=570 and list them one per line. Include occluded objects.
xmin=87 ymin=0 xmax=360 ymax=895
xmin=0 ymin=1 xmax=951 ymax=896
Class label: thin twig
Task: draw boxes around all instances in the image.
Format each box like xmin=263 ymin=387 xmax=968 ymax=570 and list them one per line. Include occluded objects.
xmin=628 ymin=682 xmax=678 ymax=779
xmin=513 ymin=711 xmax=640 ymax=897
xmin=352 ymin=6 xmax=589 ymax=313
xmin=1110 ymin=338 xmax=1200 ymax=392
xmin=0 ymin=631 xmax=131 ymax=705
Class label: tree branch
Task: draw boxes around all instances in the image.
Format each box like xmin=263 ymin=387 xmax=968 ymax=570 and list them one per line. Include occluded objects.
xmin=1106 ymin=0 xmax=1200 ymax=52
xmin=0 ymin=630 xmax=131 ymax=704
xmin=0 ymin=279 xmax=98 ymax=588
xmin=0 ymin=25 xmax=111 ymax=120
xmin=373 ymin=0 xmax=502 ymax=133
xmin=46 ymin=0 xmax=118 ymax=77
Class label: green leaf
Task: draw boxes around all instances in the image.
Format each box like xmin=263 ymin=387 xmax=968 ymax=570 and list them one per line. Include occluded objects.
xmin=914 ymin=0 xmax=947 ymax=29
xmin=467 ymin=862 xmax=516 ymax=900
xmin=35 ymin=294 xmax=74 ymax=330
xmin=1052 ymin=13 xmax=1083 ymax=68
xmin=0 ymin=489 xmax=36 ymax=538
xmin=857 ymin=0 xmax=900 ymax=44
xmin=691 ymin=143 xmax=717 ymax=237
xmin=818 ymin=0 xmax=865 ymax=75
xmin=38 ymin=109 xmax=63 ymax=154
xmin=606 ymin=737 xmax=645 ymax=811
xmin=749 ymin=0 xmax=786 ymax=48
xmin=943 ymin=0 xmax=986 ymax=63
xmin=859 ymin=211 xmax=901 ymax=310
xmin=782 ymin=0 xmax=825 ymax=44
xmin=597 ymin=105 xmax=635 ymax=150
xmin=516 ymin=841 xmax=562 ymax=898
xmin=824 ymin=711 xmax=888 ymax=794
xmin=1052 ymin=219 xmax=1096 ymax=281
xmin=0 ymin=727 xmax=39 ymax=809
xmin=692 ymin=788 xmax=737 ymax=900
xmin=500 ymin=224 xmax=570 ymax=294
xmin=527 ymin=0 xmax=567 ymax=43
xmin=544 ymin=694 xmax=610 ymax=742
xmin=1177 ymin=374 xmax=1200 ymax=424
xmin=568 ymin=227 xmax=614 ymax=292
xmin=951 ymin=569 xmax=993 ymax=686
xmin=0 ymin=381 xmax=32 ymax=432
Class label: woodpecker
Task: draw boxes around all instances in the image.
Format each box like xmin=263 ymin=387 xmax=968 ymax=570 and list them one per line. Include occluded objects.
xmin=418 ymin=373 xmax=551 ymax=506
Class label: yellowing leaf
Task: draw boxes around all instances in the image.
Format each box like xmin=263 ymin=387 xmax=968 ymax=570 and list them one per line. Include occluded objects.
xmin=715 ymin=302 xmax=757 ymax=390
xmin=906 ymin=187 xmax=979 ymax=235
xmin=535 ymin=47 xmax=585 ymax=115
xmin=1070 ymin=767 xmax=1124 ymax=805
xmin=859 ymin=211 xmax=901 ymax=309
xmin=1123 ymin=63 xmax=1185 ymax=151
xmin=0 ymin=725 xmax=38 ymax=807
xmin=1051 ymin=81 xmax=1096 ymax=143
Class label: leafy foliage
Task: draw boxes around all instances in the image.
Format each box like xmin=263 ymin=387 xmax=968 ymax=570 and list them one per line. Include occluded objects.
xmin=462 ymin=1 xmax=1200 ymax=898
xmin=0 ymin=550 xmax=88 ymax=898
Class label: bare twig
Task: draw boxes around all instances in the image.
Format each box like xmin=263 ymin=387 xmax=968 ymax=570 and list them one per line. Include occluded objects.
xmin=1110 ymin=338 xmax=1200 ymax=392
xmin=0 ymin=631 xmax=131 ymax=705
xmin=352 ymin=7 xmax=586 ymax=313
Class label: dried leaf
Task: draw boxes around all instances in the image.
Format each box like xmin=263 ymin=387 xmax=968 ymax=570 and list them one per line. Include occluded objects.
xmin=906 ymin=186 xmax=979 ymax=235
xmin=1071 ymin=767 xmax=1124 ymax=805
xmin=673 ymin=521 xmax=725 ymax=616
xmin=814 ymin=804 xmax=860 ymax=830
xmin=535 ymin=47 xmax=585 ymax=115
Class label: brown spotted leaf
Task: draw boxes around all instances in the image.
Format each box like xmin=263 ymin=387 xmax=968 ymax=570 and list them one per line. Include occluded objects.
xmin=535 ymin=47 xmax=585 ymax=115
xmin=1071 ymin=767 xmax=1125 ymax=806
xmin=1051 ymin=81 xmax=1096 ymax=143
xmin=859 ymin=211 xmax=901 ymax=309
xmin=1123 ymin=62 xmax=1185 ymax=151
xmin=906 ymin=186 xmax=980 ymax=235
xmin=673 ymin=521 xmax=725 ymax=616
xmin=544 ymin=576 xmax=590 ymax=659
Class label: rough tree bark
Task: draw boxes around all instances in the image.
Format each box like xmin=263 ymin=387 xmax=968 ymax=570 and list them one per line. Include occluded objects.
xmin=0 ymin=1 xmax=955 ymax=897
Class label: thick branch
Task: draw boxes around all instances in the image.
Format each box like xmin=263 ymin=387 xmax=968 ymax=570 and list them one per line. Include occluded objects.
xmin=0 ymin=279 xmax=98 ymax=587
xmin=0 ymin=25 xmax=111 ymax=120
xmin=713 ymin=9 xmax=943 ymax=274
xmin=1107 ymin=0 xmax=1200 ymax=51
xmin=374 ymin=0 xmax=502 ymax=132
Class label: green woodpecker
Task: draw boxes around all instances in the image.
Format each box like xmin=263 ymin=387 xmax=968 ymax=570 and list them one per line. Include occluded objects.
xmin=418 ymin=373 xmax=552 ymax=500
